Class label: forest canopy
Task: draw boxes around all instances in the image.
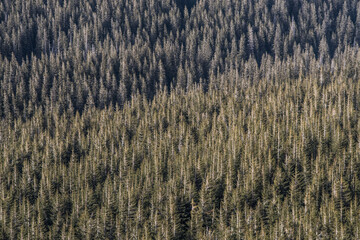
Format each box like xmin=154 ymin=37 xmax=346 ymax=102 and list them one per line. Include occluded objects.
xmin=1 ymin=0 xmax=360 ymax=239
xmin=0 ymin=0 xmax=360 ymax=119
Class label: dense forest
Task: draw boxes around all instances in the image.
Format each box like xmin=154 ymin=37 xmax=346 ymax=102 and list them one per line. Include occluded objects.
xmin=1 ymin=0 xmax=360 ymax=239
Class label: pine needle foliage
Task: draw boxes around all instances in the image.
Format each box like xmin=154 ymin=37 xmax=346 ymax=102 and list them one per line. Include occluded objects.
xmin=1 ymin=76 xmax=360 ymax=238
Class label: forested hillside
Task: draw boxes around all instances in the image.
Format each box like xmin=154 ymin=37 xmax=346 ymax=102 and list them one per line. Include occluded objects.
xmin=1 ymin=0 xmax=360 ymax=239
xmin=1 ymin=0 xmax=360 ymax=119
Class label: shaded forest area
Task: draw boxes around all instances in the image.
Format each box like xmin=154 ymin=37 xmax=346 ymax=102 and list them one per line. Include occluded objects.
xmin=1 ymin=0 xmax=360 ymax=239
xmin=1 ymin=0 xmax=360 ymax=119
